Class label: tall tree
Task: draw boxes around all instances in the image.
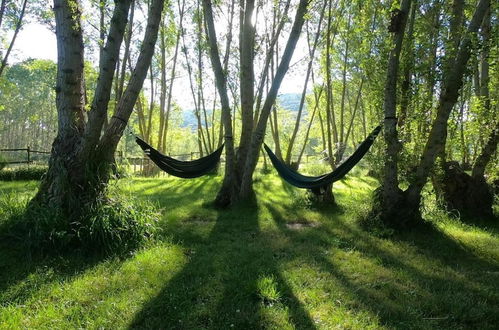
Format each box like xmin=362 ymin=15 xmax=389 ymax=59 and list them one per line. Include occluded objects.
xmin=34 ymin=0 xmax=164 ymax=215
xmin=203 ymin=0 xmax=310 ymax=206
xmin=373 ymin=0 xmax=491 ymax=227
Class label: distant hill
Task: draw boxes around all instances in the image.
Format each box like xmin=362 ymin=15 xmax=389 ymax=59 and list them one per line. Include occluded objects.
xmin=277 ymin=93 xmax=302 ymax=112
xmin=180 ymin=93 xmax=303 ymax=128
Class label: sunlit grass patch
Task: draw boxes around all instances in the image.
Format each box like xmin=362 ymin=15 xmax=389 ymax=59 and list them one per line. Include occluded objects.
xmin=257 ymin=274 xmax=282 ymax=305
xmin=0 ymin=243 xmax=187 ymax=329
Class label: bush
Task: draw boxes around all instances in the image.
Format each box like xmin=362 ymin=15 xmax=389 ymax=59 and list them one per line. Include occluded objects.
xmin=0 ymin=165 xmax=47 ymax=181
xmin=0 ymin=190 xmax=158 ymax=255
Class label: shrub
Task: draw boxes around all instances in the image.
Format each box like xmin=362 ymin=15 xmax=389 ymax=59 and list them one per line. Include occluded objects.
xmin=0 ymin=190 xmax=158 ymax=255
xmin=0 ymin=165 xmax=47 ymax=181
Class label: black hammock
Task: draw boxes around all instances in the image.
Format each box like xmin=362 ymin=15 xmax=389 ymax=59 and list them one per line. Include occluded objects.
xmin=135 ymin=137 xmax=224 ymax=178
xmin=264 ymin=125 xmax=382 ymax=191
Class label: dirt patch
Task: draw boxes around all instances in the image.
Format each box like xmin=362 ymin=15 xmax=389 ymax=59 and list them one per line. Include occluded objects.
xmin=286 ymin=220 xmax=319 ymax=230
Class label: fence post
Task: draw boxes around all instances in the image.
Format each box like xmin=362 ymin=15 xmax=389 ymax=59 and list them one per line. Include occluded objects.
xmin=27 ymin=146 xmax=31 ymax=167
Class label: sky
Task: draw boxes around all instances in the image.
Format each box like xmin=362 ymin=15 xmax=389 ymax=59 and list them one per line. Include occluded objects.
xmin=11 ymin=23 xmax=57 ymax=62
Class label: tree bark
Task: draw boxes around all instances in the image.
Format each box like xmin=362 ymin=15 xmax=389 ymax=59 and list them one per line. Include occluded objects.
xmin=0 ymin=0 xmax=28 ymax=77
xmin=237 ymin=0 xmax=256 ymax=176
xmin=80 ymin=0 xmax=132 ymax=162
xmin=34 ymin=0 xmax=86 ymax=209
xmin=157 ymin=18 xmax=167 ymax=152
xmin=0 ymin=0 xmax=6 ymax=29
xmin=285 ymin=2 xmax=326 ymax=165
xmin=371 ymin=0 xmax=412 ymax=227
xmin=239 ymin=0 xmax=309 ymax=198
xmin=297 ymin=84 xmax=324 ymax=166
xmin=472 ymin=122 xmax=498 ymax=179
xmin=96 ymin=0 xmax=165 ymax=175
xmin=253 ymin=0 xmax=291 ymax=125
xmin=405 ymin=0 xmax=490 ymax=216
xmin=202 ymin=0 xmax=238 ymax=207
xmin=162 ymin=0 xmax=185 ymax=153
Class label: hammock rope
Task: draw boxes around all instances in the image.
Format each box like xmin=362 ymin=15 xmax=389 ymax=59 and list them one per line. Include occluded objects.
xmin=264 ymin=125 xmax=382 ymax=190
xmin=135 ymin=137 xmax=224 ymax=178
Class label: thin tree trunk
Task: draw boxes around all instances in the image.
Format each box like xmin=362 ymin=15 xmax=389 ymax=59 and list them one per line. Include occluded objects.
xmin=146 ymin=65 xmax=155 ymax=142
xmin=197 ymin=0 xmax=213 ymax=152
xmin=80 ymin=0 xmax=132 ymax=159
xmin=374 ymin=0 xmax=412 ymax=226
xmin=405 ymin=0 xmax=490 ymax=216
xmin=285 ymin=1 xmax=326 ymax=165
xmin=97 ymin=0 xmax=165 ymax=171
xmin=337 ymin=14 xmax=351 ymax=162
xmin=162 ymin=0 xmax=185 ymax=153
xmin=398 ymin=0 xmax=417 ymax=131
xmin=202 ymin=0 xmax=237 ymax=207
xmin=237 ymin=0 xmax=256 ymax=175
xmin=325 ymin=0 xmax=335 ymax=168
xmin=297 ymin=84 xmax=324 ymax=166
xmin=0 ymin=0 xmax=28 ymax=77
xmin=0 ymin=0 xmax=6 ymax=29
xmin=239 ymin=0 xmax=309 ymax=198
xmin=253 ymin=0 xmax=291 ymax=125
xmin=117 ymin=0 xmax=135 ymax=102
xmin=157 ymin=20 xmax=167 ymax=152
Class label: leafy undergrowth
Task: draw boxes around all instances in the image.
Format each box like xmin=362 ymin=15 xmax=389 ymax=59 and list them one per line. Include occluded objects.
xmin=0 ymin=183 xmax=158 ymax=255
xmin=1 ymin=172 xmax=498 ymax=329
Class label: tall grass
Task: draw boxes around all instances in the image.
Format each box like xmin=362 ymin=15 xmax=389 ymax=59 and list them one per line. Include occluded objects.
xmin=0 ymin=186 xmax=158 ymax=255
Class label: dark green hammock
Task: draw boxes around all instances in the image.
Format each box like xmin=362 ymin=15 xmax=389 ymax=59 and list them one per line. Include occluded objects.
xmin=135 ymin=137 xmax=224 ymax=178
xmin=264 ymin=125 xmax=381 ymax=191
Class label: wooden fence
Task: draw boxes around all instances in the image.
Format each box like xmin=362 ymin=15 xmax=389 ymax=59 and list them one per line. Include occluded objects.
xmin=1 ymin=147 xmax=326 ymax=176
xmin=0 ymin=147 xmax=51 ymax=166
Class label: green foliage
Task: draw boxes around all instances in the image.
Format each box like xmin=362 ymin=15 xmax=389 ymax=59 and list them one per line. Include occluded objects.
xmin=0 ymin=166 xmax=47 ymax=181
xmin=0 ymin=189 xmax=158 ymax=255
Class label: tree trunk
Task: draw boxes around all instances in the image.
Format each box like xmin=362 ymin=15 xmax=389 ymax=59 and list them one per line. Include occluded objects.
xmin=0 ymin=0 xmax=6 ymax=29
xmin=162 ymin=0 xmax=185 ymax=153
xmin=285 ymin=2 xmax=326 ymax=165
xmin=239 ymin=0 xmax=309 ymax=199
xmin=33 ymin=0 xmax=86 ymax=209
xmin=370 ymin=0 xmax=411 ymax=227
xmin=80 ymin=0 xmax=132 ymax=160
xmin=95 ymin=0 xmax=165 ymax=180
xmin=253 ymin=0 xmax=291 ymax=125
xmin=325 ymin=0 xmax=336 ymax=168
xmin=202 ymin=0 xmax=238 ymax=207
xmin=397 ymin=0 xmax=417 ymax=131
xmin=157 ymin=19 xmax=167 ymax=153
xmin=237 ymin=0 xmax=256 ymax=177
xmin=404 ymin=0 xmax=490 ymax=220
xmin=0 ymin=0 xmax=27 ymax=77
xmin=297 ymin=84 xmax=324 ymax=166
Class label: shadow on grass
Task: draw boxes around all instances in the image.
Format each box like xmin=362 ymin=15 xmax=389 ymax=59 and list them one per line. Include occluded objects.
xmin=129 ymin=200 xmax=317 ymax=329
xmin=128 ymin=176 xmax=220 ymax=210
xmin=0 ymin=228 xmax=110 ymax=307
xmin=266 ymin=202 xmax=499 ymax=329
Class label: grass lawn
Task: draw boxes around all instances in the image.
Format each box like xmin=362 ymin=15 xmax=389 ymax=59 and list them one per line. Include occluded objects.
xmin=0 ymin=172 xmax=498 ymax=329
